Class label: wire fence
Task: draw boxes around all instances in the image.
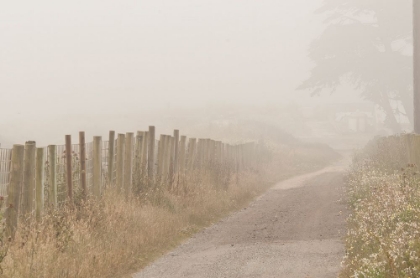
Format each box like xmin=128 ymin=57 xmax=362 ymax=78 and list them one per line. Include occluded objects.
xmin=1 ymin=129 xmax=259 ymax=234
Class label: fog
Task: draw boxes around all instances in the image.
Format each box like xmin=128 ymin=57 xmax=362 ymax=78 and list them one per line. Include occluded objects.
xmin=1 ymin=0 xmax=409 ymax=147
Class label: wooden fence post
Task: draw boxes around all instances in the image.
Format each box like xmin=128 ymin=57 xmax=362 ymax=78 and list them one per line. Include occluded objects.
xmin=124 ymin=133 xmax=134 ymax=197
xmin=116 ymin=134 xmax=125 ymax=193
xmin=65 ymin=136 xmax=73 ymax=204
xmin=179 ymin=136 xmax=187 ymax=179
xmin=141 ymin=131 xmax=148 ymax=177
xmin=198 ymin=139 xmax=205 ymax=169
xmin=235 ymin=145 xmax=240 ymax=177
xmin=157 ymin=135 xmax=165 ymax=179
xmin=162 ymin=136 xmax=170 ymax=180
xmin=217 ymin=141 xmax=223 ymax=165
xmin=220 ymin=143 xmax=225 ymax=165
xmin=5 ymin=144 xmax=24 ymax=237
xmin=48 ymin=145 xmax=57 ymax=207
xmin=135 ymin=131 xmax=144 ymax=170
xmin=93 ymin=136 xmax=102 ymax=197
xmin=108 ymin=131 xmax=116 ymax=186
xmin=169 ymin=136 xmax=175 ymax=185
xmin=22 ymin=141 xmax=36 ymax=215
xmin=79 ymin=132 xmax=87 ymax=197
xmin=209 ymin=140 xmax=215 ymax=166
xmin=227 ymin=144 xmax=232 ymax=168
xmin=35 ymin=147 xmax=45 ymax=220
xmin=203 ymin=139 xmax=209 ymax=168
xmin=203 ymin=139 xmax=208 ymax=169
xmin=187 ymin=138 xmax=196 ymax=170
xmin=148 ymin=126 xmax=155 ymax=185
xmin=238 ymin=144 xmax=243 ymax=172
xmin=173 ymin=130 xmax=180 ymax=177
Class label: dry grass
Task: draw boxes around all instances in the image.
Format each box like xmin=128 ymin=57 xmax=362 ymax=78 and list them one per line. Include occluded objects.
xmin=0 ymin=143 xmax=338 ymax=278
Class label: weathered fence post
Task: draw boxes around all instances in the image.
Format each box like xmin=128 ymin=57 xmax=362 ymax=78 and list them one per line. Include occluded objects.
xmin=225 ymin=144 xmax=230 ymax=166
xmin=5 ymin=144 xmax=24 ymax=237
xmin=203 ymin=139 xmax=209 ymax=168
xmin=208 ymin=139 xmax=212 ymax=173
xmin=141 ymin=131 xmax=148 ymax=177
xmin=116 ymin=134 xmax=125 ymax=193
xmin=108 ymin=131 xmax=116 ymax=186
xmin=198 ymin=139 xmax=204 ymax=170
xmin=173 ymin=130 xmax=180 ymax=177
xmin=65 ymin=136 xmax=73 ymax=204
xmin=179 ymin=136 xmax=187 ymax=182
xmin=134 ymin=132 xmax=144 ymax=184
xmin=187 ymin=138 xmax=196 ymax=170
xmin=93 ymin=136 xmax=102 ymax=197
xmin=209 ymin=140 xmax=215 ymax=166
xmin=48 ymin=145 xmax=57 ymax=207
xmin=22 ymin=141 xmax=36 ymax=215
xmin=238 ymin=144 xmax=243 ymax=172
xmin=35 ymin=147 xmax=45 ymax=220
xmin=148 ymin=126 xmax=155 ymax=185
xmin=169 ymin=136 xmax=175 ymax=186
xmin=135 ymin=131 xmax=144 ymax=169
xmin=162 ymin=136 xmax=170 ymax=180
xmin=124 ymin=133 xmax=134 ymax=197
xmin=217 ymin=141 xmax=223 ymax=165
xmin=79 ymin=132 xmax=87 ymax=197
xmin=157 ymin=135 xmax=165 ymax=179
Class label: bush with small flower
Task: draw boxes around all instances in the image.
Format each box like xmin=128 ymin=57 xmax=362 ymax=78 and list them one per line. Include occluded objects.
xmin=341 ymin=137 xmax=420 ymax=278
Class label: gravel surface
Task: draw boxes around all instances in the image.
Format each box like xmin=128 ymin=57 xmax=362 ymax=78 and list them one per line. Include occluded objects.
xmin=133 ymin=159 xmax=349 ymax=278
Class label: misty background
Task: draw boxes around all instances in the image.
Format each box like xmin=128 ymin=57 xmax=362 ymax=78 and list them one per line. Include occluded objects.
xmin=1 ymin=0 xmax=401 ymax=147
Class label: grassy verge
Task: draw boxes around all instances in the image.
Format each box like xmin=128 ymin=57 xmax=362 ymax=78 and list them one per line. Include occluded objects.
xmin=0 ymin=143 xmax=338 ymax=278
xmin=340 ymin=138 xmax=420 ymax=278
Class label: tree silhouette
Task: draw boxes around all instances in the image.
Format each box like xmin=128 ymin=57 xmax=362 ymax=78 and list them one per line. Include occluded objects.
xmin=299 ymin=0 xmax=412 ymax=132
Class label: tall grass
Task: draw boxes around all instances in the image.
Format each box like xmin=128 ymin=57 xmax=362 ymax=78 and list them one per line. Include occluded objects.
xmin=0 ymin=143 xmax=337 ymax=278
xmin=341 ymin=137 xmax=420 ymax=278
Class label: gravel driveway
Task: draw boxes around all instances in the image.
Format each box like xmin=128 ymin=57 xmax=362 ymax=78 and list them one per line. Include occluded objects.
xmin=133 ymin=159 xmax=349 ymax=278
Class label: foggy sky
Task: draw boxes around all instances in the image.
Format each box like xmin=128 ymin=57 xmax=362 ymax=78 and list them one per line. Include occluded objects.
xmin=0 ymin=0 xmax=350 ymax=115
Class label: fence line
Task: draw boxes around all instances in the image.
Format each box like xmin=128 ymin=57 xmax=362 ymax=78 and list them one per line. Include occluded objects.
xmin=2 ymin=126 xmax=261 ymax=235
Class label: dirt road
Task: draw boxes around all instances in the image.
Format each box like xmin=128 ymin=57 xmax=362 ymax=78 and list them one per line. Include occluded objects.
xmin=133 ymin=159 xmax=349 ymax=278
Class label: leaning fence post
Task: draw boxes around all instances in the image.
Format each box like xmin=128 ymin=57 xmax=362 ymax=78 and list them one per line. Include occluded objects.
xmin=148 ymin=126 xmax=155 ymax=185
xmin=124 ymin=133 xmax=134 ymax=197
xmin=79 ymin=132 xmax=87 ymax=198
xmin=22 ymin=141 xmax=36 ymax=216
xmin=93 ymin=136 xmax=102 ymax=197
xmin=35 ymin=147 xmax=45 ymax=220
xmin=48 ymin=145 xmax=57 ymax=207
xmin=108 ymin=131 xmax=116 ymax=186
xmin=116 ymin=134 xmax=125 ymax=193
xmin=65 ymin=136 xmax=73 ymax=204
xmin=5 ymin=144 xmax=24 ymax=238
